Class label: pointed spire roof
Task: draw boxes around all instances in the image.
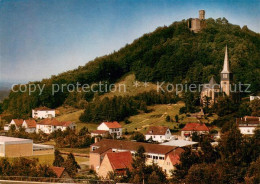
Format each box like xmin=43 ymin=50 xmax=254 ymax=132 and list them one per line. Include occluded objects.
xmin=221 ymin=45 xmax=231 ymax=73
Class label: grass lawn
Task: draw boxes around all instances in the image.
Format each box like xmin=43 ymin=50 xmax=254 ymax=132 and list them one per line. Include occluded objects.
xmin=101 ymin=74 xmax=158 ymax=99
xmin=59 ymin=147 xmax=90 ymax=154
xmin=15 ymin=154 xmax=89 ymax=166
xmin=121 ymin=102 xmax=218 ymax=133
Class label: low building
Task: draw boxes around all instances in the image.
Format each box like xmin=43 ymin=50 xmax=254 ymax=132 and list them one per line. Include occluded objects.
xmin=98 ymin=151 xmax=132 ymax=178
xmin=160 ymin=140 xmax=198 ymax=148
xmin=33 ymin=144 xmax=54 ymax=155
xmin=22 ymin=120 xmax=37 ymax=133
xmin=32 ymin=106 xmax=55 ymax=119
xmin=50 ymin=166 xmax=71 ymax=180
xmin=0 ymin=136 xmax=33 ymax=157
xmin=181 ymin=122 xmax=209 ymax=139
xmin=36 ymin=118 xmax=76 ymax=134
xmin=91 ymin=130 xmax=109 ymax=138
xmin=145 ymin=126 xmax=172 ymax=142
xmin=97 ymin=121 xmax=122 ymax=138
xmin=236 ymin=116 xmax=260 ymax=135
xmin=89 ymin=139 xmax=184 ymax=177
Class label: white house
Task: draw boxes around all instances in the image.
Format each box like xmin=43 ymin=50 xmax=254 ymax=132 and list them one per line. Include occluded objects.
xmin=236 ymin=116 xmax=260 ymax=135
xmin=145 ymin=126 xmax=172 ymax=142
xmin=32 ymin=107 xmax=55 ymax=119
xmin=250 ymin=96 xmax=260 ymax=101
xmin=96 ymin=121 xmax=122 ymax=138
xmin=4 ymin=119 xmax=24 ymax=131
xmin=36 ymin=118 xmax=76 ymax=134
xmin=22 ymin=120 xmax=37 ymax=133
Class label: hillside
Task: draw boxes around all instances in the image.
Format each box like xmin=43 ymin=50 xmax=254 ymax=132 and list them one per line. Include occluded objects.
xmin=1 ymin=17 xmax=260 ymax=117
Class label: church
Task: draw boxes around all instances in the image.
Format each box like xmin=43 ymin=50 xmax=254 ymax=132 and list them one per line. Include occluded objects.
xmin=200 ymin=46 xmax=232 ymax=105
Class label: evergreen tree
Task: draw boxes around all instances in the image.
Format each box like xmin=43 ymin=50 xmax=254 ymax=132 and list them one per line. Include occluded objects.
xmin=53 ymin=150 xmax=64 ymax=167
xmin=64 ymin=153 xmax=80 ymax=177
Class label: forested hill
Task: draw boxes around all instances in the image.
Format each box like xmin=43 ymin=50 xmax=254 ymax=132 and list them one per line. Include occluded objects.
xmin=2 ymin=17 xmax=260 ymax=117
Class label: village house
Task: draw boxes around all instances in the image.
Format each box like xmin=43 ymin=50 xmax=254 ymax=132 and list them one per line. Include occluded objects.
xmin=95 ymin=121 xmax=122 ymax=138
xmin=36 ymin=118 xmax=76 ymax=134
xmin=181 ymin=122 xmax=209 ymax=139
xmin=32 ymin=106 xmax=55 ymax=119
xmin=162 ymin=150 xmax=184 ymax=176
xmin=89 ymin=139 xmax=184 ymax=177
xmin=50 ymin=166 xmax=72 ymax=180
xmin=145 ymin=126 xmax=172 ymax=142
xmin=236 ymin=116 xmax=260 ymax=135
xmin=4 ymin=119 xmax=23 ymax=131
xmin=4 ymin=119 xmax=37 ymax=133
xmin=22 ymin=120 xmax=37 ymax=133
xmin=98 ymin=151 xmax=133 ymax=178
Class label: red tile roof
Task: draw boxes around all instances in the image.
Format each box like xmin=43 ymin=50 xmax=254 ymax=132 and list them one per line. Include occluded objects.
xmin=91 ymin=139 xmax=178 ymax=155
xmin=24 ymin=120 xmax=37 ymax=128
xmin=106 ymin=151 xmax=133 ymax=170
xmin=50 ymin=166 xmax=65 ymax=178
xmin=91 ymin=130 xmax=108 ymax=134
xmin=33 ymin=106 xmax=54 ymax=111
xmin=146 ymin=126 xmax=170 ymax=135
xmin=12 ymin=119 xmax=24 ymax=127
xmin=37 ymin=118 xmax=73 ymax=127
xmin=182 ymin=123 xmax=209 ymax=132
xmin=103 ymin=121 xmax=122 ymax=128
xmin=168 ymin=154 xmax=180 ymax=165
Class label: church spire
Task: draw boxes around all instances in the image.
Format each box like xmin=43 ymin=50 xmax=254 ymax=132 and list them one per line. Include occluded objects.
xmin=221 ymin=45 xmax=231 ymax=73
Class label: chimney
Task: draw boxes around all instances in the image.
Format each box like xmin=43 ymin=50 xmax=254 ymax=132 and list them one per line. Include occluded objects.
xmin=199 ymin=10 xmax=205 ymax=20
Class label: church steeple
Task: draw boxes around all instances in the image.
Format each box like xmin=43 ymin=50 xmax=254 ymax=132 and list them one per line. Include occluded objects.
xmin=221 ymin=45 xmax=231 ymax=73
xmin=220 ymin=45 xmax=232 ymax=96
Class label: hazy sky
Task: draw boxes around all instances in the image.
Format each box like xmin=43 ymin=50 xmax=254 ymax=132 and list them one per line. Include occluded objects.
xmin=0 ymin=0 xmax=259 ymax=83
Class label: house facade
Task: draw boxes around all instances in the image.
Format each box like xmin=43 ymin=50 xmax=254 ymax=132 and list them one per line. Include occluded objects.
xmin=145 ymin=126 xmax=172 ymax=142
xmin=236 ymin=116 xmax=259 ymax=135
xmin=50 ymin=166 xmax=72 ymax=181
xmin=96 ymin=121 xmax=122 ymax=138
xmin=162 ymin=153 xmax=182 ymax=176
xmin=4 ymin=119 xmax=24 ymax=131
xmin=36 ymin=118 xmax=76 ymax=134
xmin=181 ymin=122 xmax=209 ymax=139
xmin=22 ymin=120 xmax=37 ymax=133
xmin=89 ymin=139 xmax=184 ymax=177
xmin=32 ymin=107 xmax=55 ymax=119
xmin=98 ymin=151 xmax=133 ymax=178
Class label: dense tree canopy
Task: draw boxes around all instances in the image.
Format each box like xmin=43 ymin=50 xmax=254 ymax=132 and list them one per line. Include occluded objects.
xmin=2 ymin=17 xmax=260 ymax=117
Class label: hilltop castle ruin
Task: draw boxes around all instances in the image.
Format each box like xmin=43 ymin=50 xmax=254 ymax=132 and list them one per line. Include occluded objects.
xmin=188 ymin=10 xmax=206 ymax=33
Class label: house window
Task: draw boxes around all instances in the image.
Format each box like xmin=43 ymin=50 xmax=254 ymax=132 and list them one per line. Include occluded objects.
xmin=159 ymin=156 xmax=164 ymax=160
xmin=160 ymin=136 xmax=162 ymax=138
xmin=153 ymin=136 xmax=155 ymax=138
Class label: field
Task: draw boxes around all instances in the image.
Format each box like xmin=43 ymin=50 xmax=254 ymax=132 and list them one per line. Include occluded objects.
xmin=121 ymin=102 xmax=218 ymax=134
xmin=100 ymin=73 xmax=158 ymax=99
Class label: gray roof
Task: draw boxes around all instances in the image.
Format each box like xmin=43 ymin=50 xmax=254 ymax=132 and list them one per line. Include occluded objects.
xmin=202 ymin=76 xmax=220 ymax=91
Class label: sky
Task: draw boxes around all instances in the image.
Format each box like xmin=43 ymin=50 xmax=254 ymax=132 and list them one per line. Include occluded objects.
xmin=0 ymin=0 xmax=259 ymax=83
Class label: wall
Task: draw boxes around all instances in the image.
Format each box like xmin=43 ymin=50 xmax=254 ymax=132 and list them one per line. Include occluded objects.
xmin=4 ymin=143 xmax=33 ymax=157
xmin=97 ymin=155 xmax=113 ymax=178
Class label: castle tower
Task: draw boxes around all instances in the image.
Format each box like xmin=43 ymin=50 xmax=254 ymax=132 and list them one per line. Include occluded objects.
xmin=199 ymin=10 xmax=205 ymax=20
xmin=220 ymin=45 xmax=232 ymax=96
